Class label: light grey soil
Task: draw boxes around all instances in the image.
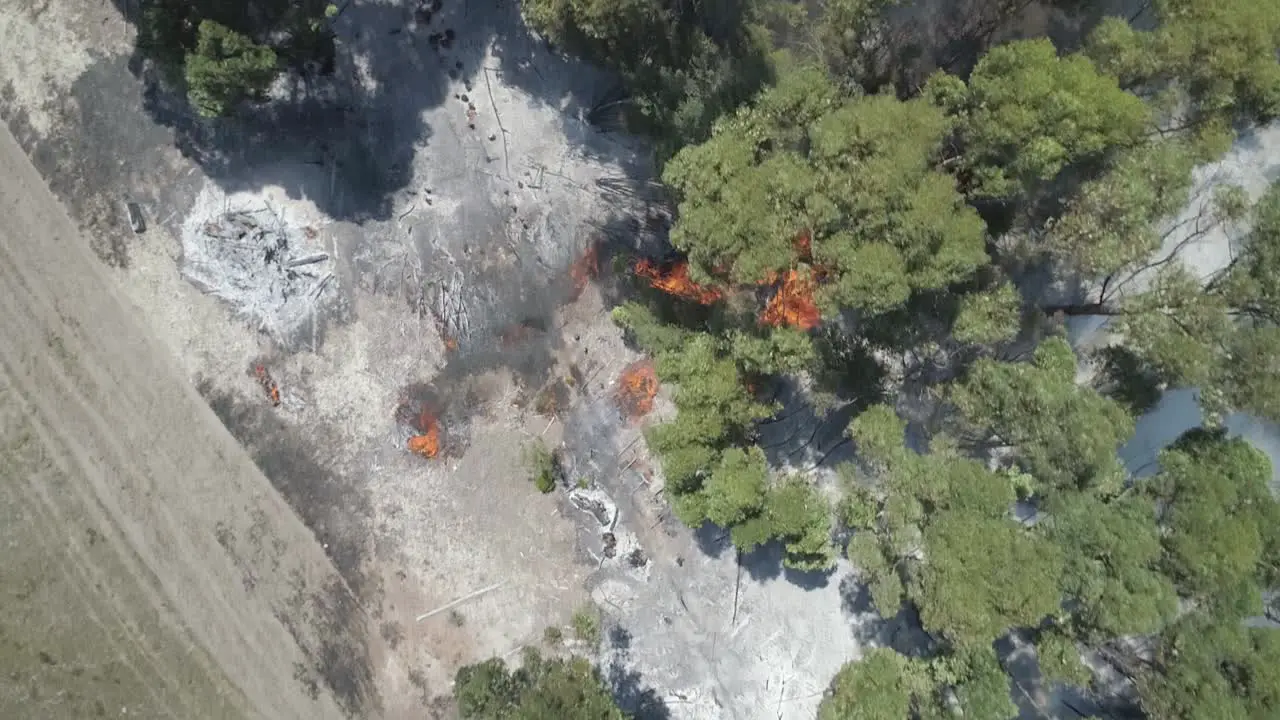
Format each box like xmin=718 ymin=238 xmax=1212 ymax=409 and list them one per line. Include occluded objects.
xmin=0 ymin=126 xmax=365 ymax=720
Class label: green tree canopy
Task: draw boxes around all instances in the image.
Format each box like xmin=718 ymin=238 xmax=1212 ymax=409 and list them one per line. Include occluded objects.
xmin=1144 ymin=429 xmax=1280 ymax=614
xmin=951 ymin=338 xmax=1135 ymax=494
xmin=915 ymin=510 xmax=1063 ymax=647
xmin=940 ymin=645 xmax=1019 ymax=720
xmin=952 ymin=280 xmax=1022 ymax=346
xmin=1044 ymin=139 xmax=1197 ymax=277
xmin=1044 ymin=492 xmax=1178 ymax=638
xmin=1087 ymin=0 xmax=1280 ymax=123
xmin=184 ymin=21 xmax=279 ymax=118
xmin=609 ymin=322 xmax=837 ymax=569
xmin=136 ymin=0 xmax=333 ymax=116
xmin=818 ymin=648 xmax=931 ymax=720
xmin=731 ymin=479 xmax=838 ymax=571
xmin=928 ymin=38 xmax=1150 ymax=198
xmin=455 ymin=650 xmax=627 ymax=719
xmin=841 ymin=414 xmax=1060 ymax=646
xmin=847 ymin=402 xmax=907 ymax=467
xmin=1035 ymin=629 xmax=1091 ymax=688
xmin=663 ymin=63 xmax=989 ymax=316
xmin=521 ymin=0 xmax=773 ymax=148
xmin=1090 ymin=182 xmax=1280 ymax=421
xmin=1139 ymin=615 xmax=1280 ymax=720
xmin=643 ymin=333 xmax=772 ymax=509
xmin=702 ymin=446 xmax=771 ymax=528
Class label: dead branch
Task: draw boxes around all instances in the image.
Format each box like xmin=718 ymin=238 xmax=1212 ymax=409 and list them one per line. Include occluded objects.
xmin=802 ymin=437 xmax=853 ymax=472
xmin=731 ymin=550 xmax=743 ymax=626
xmin=483 ymin=68 xmax=511 ymax=175
xmin=415 ymin=581 xmax=506 ymax=621
xmin=288 ymin=252 xmax=329 ymax=268
xmin=310 ymin=273 xmax=334 ymax=299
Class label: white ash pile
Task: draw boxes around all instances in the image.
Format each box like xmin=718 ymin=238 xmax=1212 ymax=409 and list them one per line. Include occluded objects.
xmin=181 ymin=205 xmax=338 ymax=348
xmin=569 ymin=486 xmax=650 ymax=579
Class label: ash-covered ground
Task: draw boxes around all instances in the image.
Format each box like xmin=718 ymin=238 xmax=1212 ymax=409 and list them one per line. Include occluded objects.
xmin=13 ymin=0 xmax=1277 ymax=718
xmin=0 ymin=0 xmax=879 ymax=717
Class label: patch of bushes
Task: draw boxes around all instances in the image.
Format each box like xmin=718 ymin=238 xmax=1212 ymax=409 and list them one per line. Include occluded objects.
xmin=524 ymin=441 xmax=560 ymax=494
xmin=571 ymin=605 xmax=601 ymax=646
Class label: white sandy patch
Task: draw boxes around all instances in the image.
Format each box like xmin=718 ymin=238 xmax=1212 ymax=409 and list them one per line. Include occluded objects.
xmin=0 ymin=8 xmax=94 ymax=135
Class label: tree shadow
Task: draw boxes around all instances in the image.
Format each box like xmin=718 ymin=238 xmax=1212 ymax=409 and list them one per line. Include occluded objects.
xmin=757 ymin=377 xmax=862 ymax=472
xmin=692 ymin=522 xmax=732 ymax=560
xmin=838 ymin=574 xmax=936 ymax=658
xmin=109 ymin=0 xmax=638 ymax=222
xmin=608 ymin=624 xmax=633 ymax=652
xmin=866 ymin=0 xmax=1118 ymax=94
xmin=738 ymin=542 xmax=836 ymax=589
xmin=604 ymin=626 xmax=671 ymax=720
xmin=606 ymin=663 xmax=671 ymax=720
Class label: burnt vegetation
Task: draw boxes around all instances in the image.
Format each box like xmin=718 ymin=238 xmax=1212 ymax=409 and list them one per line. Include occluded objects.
xmin=523 ymin=0 xmax=1280 ymax=716
xmin=125 ymin=0 xmax=1280 ymax=716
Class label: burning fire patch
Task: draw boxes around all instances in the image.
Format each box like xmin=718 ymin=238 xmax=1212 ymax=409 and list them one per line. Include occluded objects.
xmin=253 ymin=364 xmax=282 ymax=407
xmin=407 ymin=408 xmax=442 ymax=458
xmin=568 ymin=240 xmax=600 ymax=300
xmin=760 ymin=269 xmax=821 ymax=331
xmin=793 ymin=229 xmax=813 ymax=263
xmin=634 ymin=259 xmax=722 ymax=305
xmin=616 ymin=360 xmax=659 ymax=418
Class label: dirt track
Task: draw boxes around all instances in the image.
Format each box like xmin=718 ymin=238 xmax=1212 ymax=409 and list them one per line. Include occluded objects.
xmin=0 ymin=126 xmax=363 ymax=718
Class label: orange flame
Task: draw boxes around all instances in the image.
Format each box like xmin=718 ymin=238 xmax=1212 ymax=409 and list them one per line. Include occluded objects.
xmin=616 ymin=360 xmax=659 ymax=418
xmin=569 ymin=241 xmax=599 ymax=300
xmin=793 ymin=229 xmax=812 ymax=263
xmin=760 ymin=270 xmax=821 ymax=331
xmin=407 ymin=409 xmax=441 ymax=458
xmin=634 ymin=260 xmax=722 ymax=305
xmin=253 ymin=365 xmax=281 ymax=407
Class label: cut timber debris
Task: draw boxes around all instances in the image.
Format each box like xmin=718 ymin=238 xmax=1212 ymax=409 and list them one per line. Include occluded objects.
xmin=415 ymin=582 xmax=505 ymax=621
xmin=180 ymin=203 xmax=337 ymax=348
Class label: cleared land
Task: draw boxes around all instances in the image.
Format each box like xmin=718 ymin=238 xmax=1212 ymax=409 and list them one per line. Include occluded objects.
xmin=0 ymin=126 xmax=360 ymax=719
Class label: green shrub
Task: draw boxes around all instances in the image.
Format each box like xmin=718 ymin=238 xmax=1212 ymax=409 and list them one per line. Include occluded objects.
xmin=524 ymin=442 xmax=559 ymax=494
xmin=185 ymin=21 xmax=278 ymax=117
xmin=543 ymin=626 xmax=563 ymax=646
xmin=571 ymin=606 xmax=601 ymax=646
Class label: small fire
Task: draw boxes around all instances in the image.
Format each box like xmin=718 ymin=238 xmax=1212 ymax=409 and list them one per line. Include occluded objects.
xmin=634 ymin=259 xmax=722 ymax=305
xmin=754 ymin=230 xmax=815 ymax=286
xmin=407 ymin=409 xmax=442 ymax=458
xmin=760 ymin=270 xmax=821 ymax=331
xmin=253 ymin=365 xmax=281 ymax=407
xmin=793 ymin=229 xmax=812 ymax=263
xmin=616 ymin=360 xmax=659 ymax=418
xmin=568 ymin=241 xmax=599 ymax=300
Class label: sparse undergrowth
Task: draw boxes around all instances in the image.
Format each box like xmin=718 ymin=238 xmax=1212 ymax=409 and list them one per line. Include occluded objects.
xmin=523 ymin=441 xmax=559 ymax=494
xmin=543 ymin=625 xmax=564 ymax=646
xmin=571 ymin=605 xmax=601 ymax=647
xmin=454 ymin=648 xmax=624 ymax=718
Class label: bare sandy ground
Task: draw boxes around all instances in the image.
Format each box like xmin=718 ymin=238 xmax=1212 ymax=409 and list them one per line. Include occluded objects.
xmin=13 ymin=0 xmax=1280 ymax=717
xmin=0 ymin=126 xmax=364 ymax=719
xmin=0 ymin=1 xmax=865 ymax=717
